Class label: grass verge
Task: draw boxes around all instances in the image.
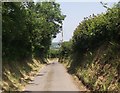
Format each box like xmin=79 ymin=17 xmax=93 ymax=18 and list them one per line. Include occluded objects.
xmin=1 ymin=58 xmax=45 ymax=91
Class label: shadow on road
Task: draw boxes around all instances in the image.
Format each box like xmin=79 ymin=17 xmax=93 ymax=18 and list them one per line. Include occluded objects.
xmin=36 ymin=73 xmax=44 ymax=76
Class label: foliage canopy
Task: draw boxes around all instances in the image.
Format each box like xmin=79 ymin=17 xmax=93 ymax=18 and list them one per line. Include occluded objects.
xmin=2 ymin=2 xmax=65 ymax=61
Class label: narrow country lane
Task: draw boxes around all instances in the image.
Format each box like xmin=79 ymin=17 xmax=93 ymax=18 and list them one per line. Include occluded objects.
xmin=24 ymin=62 xmax=80 ymax=91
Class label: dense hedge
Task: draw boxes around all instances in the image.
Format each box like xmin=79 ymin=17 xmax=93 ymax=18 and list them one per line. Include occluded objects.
xmin=59 ymin=41 xmax=72 ymax=59
xmin=59 ymin=2 xmax=120 ymax=72
xmin=72 ymin=2 xmax=120 ymax=54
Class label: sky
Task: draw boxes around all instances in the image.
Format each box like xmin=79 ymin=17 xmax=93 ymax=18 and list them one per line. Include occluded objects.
xmin=52 ymin=2 xmax=115 ymax=42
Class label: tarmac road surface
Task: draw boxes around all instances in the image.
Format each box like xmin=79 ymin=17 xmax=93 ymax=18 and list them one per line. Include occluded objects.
xmin=25 ymin=62 xmax=80 ymax=91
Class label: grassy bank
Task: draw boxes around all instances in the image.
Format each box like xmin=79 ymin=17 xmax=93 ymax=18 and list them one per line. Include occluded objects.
xmin=75 ymin=42 xmax=120 ymax=91
xmin=60 ymin=42 xmax=120 ymax=91
xmin=1 ymin=58 xmax=45 ymax=91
